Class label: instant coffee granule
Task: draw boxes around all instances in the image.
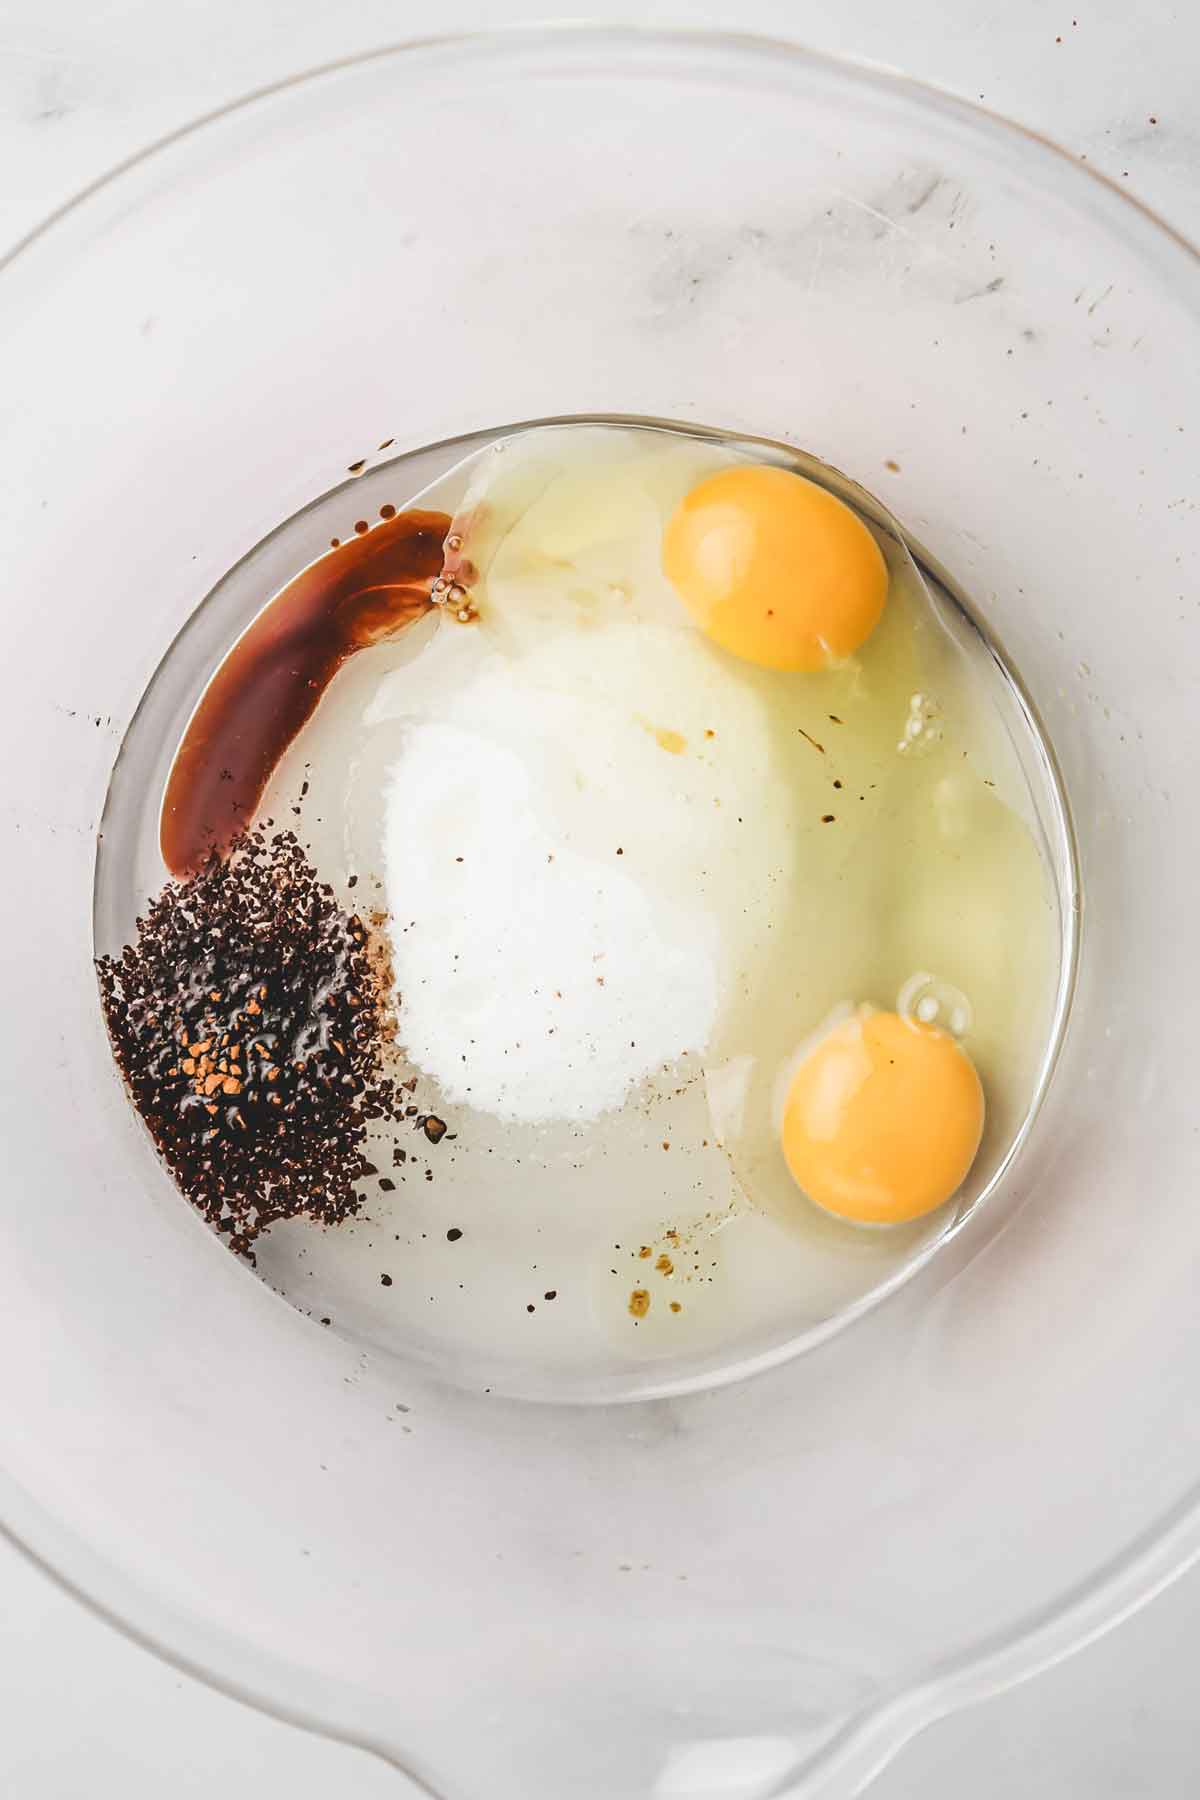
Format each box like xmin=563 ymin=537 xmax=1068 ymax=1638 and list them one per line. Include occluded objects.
xmin=97 ymin=827 xmax=418 ymax=1259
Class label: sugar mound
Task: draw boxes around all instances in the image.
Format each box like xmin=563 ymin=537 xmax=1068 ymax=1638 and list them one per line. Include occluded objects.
xmin=384 ymin=717 xmax=719 ymax=1124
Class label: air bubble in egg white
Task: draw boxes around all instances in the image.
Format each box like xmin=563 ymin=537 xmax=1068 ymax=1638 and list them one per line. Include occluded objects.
xmin=896 ymin=970 xmax=973 ymax=1039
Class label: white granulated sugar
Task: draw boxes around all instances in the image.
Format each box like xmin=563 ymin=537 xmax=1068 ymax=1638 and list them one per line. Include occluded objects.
xmin=383 ymin=717 xmax=721 ymax=1125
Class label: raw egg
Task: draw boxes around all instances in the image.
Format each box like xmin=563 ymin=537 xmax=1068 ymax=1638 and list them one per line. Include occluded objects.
xmin=662 ymin=464 xmax=888 ymax=671
xmin=780 ymin=1009 xmax=984 ymax=1225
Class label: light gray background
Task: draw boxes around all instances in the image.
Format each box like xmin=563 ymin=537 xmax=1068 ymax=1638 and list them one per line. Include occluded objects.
xmin=1 ymin=2 xmax=1195 ymax=1794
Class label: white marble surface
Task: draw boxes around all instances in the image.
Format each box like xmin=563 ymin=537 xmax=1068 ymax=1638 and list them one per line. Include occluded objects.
xmin=1 ymin=1 xmax=1196 ymax=1795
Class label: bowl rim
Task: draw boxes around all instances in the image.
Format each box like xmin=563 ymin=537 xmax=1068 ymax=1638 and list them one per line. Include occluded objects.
xmin=3 ymin=22 xmax=1198 ymax=282
xmin=3 ymin=23 xmax=1199 ymax=1800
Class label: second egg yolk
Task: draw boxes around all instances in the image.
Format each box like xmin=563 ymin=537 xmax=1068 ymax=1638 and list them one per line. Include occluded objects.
xmin=780 ymin=1010 xmax=984 ymax=1225
xmin=662 ymin=464 xmax=888 ymax=671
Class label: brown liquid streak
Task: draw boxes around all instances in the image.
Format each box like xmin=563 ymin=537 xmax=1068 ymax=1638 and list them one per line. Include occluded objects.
xmin=160 ymin=509 xmax=451 ymax=877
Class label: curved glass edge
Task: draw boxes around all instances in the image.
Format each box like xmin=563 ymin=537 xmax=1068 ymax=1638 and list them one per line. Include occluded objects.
xmin=1 ymin=21 xmax=1197 ymax=1800
xmin=7 ymin=1449 xmax=1200 ymax=1800
xmin=1 ymin=23 xmax=1198 ymax=289
xmin=0 ymin=1482 xmax=441 ymax=1797
xmin=775 ymin=1489 xmax=1200 ymax=1796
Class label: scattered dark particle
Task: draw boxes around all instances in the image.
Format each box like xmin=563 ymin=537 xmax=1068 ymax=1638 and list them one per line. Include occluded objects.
xmin=544 ymin=1290 xmax=557 ymax=1301
xmin=447 ymin=1227 xmax=463 ymax=1242
xmin=379 ymin=503 xmax=397 ymax=520
xmin=320 ymin=1316 xmax=331 ymax=1327
xmin=354 ymin=519 xmax=369 ymax=535
xmin=378 ymin=438 xmax=394 ymax=451
xmin=380 ymin=1273 xmax=393 ymax=1287
xmin=526 ymin=1303 xmax=536 ymax=1313
xmin=821 ymin=814 xmax=836 ymax=824
xmin=379 ymin=1177 xmax=395 ymax=1192
xmin=330 ymin=537 xmax=341 ymax=549
xmin=392 ymin=1146 xmax=407 ymax=1166
xmin=670 ymin=1301 xmax=682 ymax=1314
xmin=96 ymin=826 xmax=423 ymax=1261
xmin=348 ymin=459 xmax=367 ymax=474
xmin=833 ymin=779 xmax=843 ymax=789
xmin=829 ymin=714 xmax=844 ymax=725
xmin=347 ymin=874 xmax=358 ymax=889
xmin=422 ymin=1114 xmax=448 ymax=1144
xmin=616 ymin=847 xmax=623 ymax=855
xmin=884 ymin=459 xmax=901 ymax=472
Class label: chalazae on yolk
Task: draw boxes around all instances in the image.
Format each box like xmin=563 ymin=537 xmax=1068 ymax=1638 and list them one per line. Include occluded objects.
xmin=780 ymin=1010 xmax=984 ymax=1225
xmin=662 ymin=464 xmax=888 ymax=671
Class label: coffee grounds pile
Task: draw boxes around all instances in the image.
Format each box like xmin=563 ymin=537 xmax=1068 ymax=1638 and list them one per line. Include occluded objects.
xmin=97 ymin=827 xmax=412 ymax=1258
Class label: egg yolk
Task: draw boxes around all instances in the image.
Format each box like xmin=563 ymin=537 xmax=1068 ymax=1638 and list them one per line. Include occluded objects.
xmin=662 ymin=465 xmax=888 ymax=671
xmin=780 ymin=1010 xmax=984 ymax=1225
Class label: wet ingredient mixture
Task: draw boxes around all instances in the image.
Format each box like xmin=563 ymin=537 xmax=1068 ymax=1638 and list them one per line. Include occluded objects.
xmin=95 ymin=421 xmax=1064 ymax=1388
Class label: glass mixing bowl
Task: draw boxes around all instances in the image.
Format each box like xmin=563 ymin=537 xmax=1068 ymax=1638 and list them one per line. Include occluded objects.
xmin=1 ymin=26 xmax=1197 ymax=1800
